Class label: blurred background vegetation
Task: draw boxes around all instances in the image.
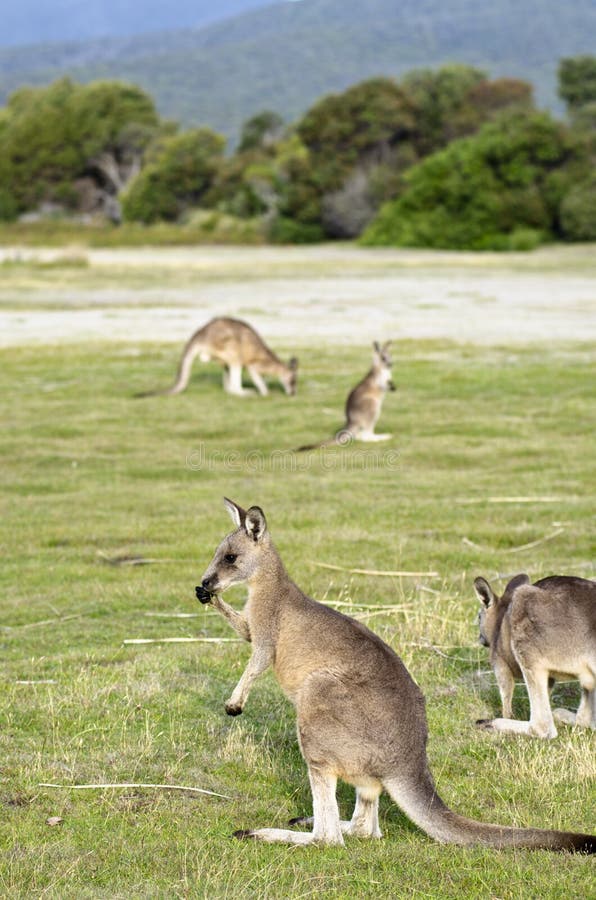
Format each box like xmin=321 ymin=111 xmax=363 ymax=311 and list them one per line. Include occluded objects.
xmin=0 ymin=55 xmax=595 ymax=249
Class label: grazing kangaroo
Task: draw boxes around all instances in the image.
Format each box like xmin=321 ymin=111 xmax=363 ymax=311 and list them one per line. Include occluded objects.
xmin=297 ymin=341 xmax=395 ymax=451
xmin=474 ymin=574 xmax=596 ymax=739
xmin=136 ymin=316 xmax=298 ymax=397
xmin=194 ymin=499 xmax=595 ymax=851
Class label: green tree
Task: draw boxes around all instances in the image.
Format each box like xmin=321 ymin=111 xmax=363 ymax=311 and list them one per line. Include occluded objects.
xmin=121 ymin=128 xmax=225 ymax=222
xmin=297 ymin=77 xmax=415 ymax=191
xmin=0 ymin=111 xmax=18 ymax=220
xmin=274 ymin=69 xmax=535 ymax=240
xmin=271 ymin=77 xmax=416 ymax=239
xmin=401 ymin=65 xmax=534 ymax=157
xmin=401 ymin=64 xmax=486 ymax=155
xmin=361 ymin=110 xmax=577 ymax=250
xmin=0 ymin=78 xmax=160 ymax=219
xmin=4 ymin=79 xmax=82 ymax=213
xmin=558 ymin=56 xmax=596 ymax=111
xmin=560 ymin=175 xmax=596 ymax=240
xmin=205 ymin=111 xmax=287 ymax=219
xmin=466 ymin=78 xmax=533 ymax=119
xmin=238 ymin=111 xmax=285 ymax=153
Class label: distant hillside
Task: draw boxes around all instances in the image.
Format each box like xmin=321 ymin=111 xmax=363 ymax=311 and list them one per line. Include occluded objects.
xmin=0 ymin=0 xmax=270 ymax=46
xmin=1 ymin=0 xmax=595 ymax=145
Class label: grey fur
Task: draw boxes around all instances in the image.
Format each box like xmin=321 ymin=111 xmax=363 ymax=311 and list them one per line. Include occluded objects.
xmin=297 ymin=341 xmax=395 ymax=450
xmin=475 ymin=574 xmax=596 ymax=738
xmin=136 ymin=316 xmax=298 ymax=397
xmin=197 ymin=501 xmax=595 ymax=851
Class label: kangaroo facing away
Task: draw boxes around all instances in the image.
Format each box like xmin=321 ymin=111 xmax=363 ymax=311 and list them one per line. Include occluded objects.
xmin=195 ymin=499 xmax=595 ymax=851
xmin=297 ymin=341 xmax=395 ymax=451
xmin=136 ymin=316 xmax=298 ymax=397
xmin=474 ymin=574 xmax=596 ymax=739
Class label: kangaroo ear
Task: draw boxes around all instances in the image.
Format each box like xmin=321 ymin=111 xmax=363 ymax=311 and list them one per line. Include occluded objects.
xmin=382 ymin=340 xmax=392 ymax=353
xmin=474 ymin=576 xmax=497 ymax=608
xmin=223 ymin=497 xmax=246 ymax=528
xmin=505 ymin=573 xmax=531 ymax=595
xmin=245 ymin=506 xmax=267 ymax=542
xmin=289 ymin=356 xmax=298 ymax=371
xmin=373 ymin=341 xmax=381 ymax=354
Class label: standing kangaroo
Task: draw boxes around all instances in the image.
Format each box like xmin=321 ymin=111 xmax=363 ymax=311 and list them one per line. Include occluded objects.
xmin=195 ymin=499 xmax=594 ymax=851
xmin=474 ymin=574 xmax=596 ymax=738
xmin=297 ymin=341 xmax=395 ymax=451
xmin=136 ymin=317 xmax=298 ymax=397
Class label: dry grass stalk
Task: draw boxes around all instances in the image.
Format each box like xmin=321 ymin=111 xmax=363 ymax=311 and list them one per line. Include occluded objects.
xmin=39 ymin=782 xmax=232 ymax=800
xmin=329 ymin=599 xmax=413 ymax=612
xmin=462 ymin=528 xmax=564 ymax=554
xmin=311 ymin=561 xmax=439 ymax=577
xmin=97 ymin=551 xmax=179 ymax=566
xmin=503 ymin=528 xmax=565 ymax=554
xmin=457 ymin=496 xmax=564 ymax=504
xmin=6 ymin=613 xmax=83 ymax=631
xmin=144 ymin=612 xmax=200 ymax=618
xmin=123 ymin=637 xmax=242 ymax=645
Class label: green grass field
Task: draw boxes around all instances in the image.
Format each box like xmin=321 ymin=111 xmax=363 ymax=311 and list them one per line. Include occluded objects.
xmin=1 ymin=337 xmax=595 ymax=898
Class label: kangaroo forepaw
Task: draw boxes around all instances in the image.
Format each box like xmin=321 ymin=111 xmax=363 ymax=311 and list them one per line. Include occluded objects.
xmin=225 ymin=703 xmax=243 ymax=716
xmin=195 ymin=585 xmax=214 ymax=604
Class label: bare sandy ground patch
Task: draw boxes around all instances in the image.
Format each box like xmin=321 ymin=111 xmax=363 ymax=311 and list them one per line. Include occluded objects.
xmin=1 ymin=244 xmax=595 ymax=347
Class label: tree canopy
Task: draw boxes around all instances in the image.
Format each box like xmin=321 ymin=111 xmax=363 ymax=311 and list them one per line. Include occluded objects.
xmin=121 ymin=129 xmax=225 ymax=223
xmin=361 ymin=110 xmax=586 ymax=249
xmin=1 ymin=58 xmax=595 ymax=246
xmin=0 ymin=78 xmax=160 ymax=220
xmin=558 ymin=55 xmax=596 ymax=111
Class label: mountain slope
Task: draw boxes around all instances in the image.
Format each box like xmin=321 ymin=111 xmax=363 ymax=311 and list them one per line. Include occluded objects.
xmin=1 ymin=0 xmax=594 ymax=144
xmin=0 ymin=0 xmax=271 ymax=47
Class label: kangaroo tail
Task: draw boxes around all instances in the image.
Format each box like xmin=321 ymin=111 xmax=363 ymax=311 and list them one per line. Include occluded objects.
xmin=295 ymin=428 xmax=354 ymax=453
xmin=384 ymin=772 xmax=595 ymax=852
xmin=134 ymin=340 xmax=200 ymax=398
xmin=295 ymin=436 xmax=337 ymax=452
xmin=134 ymin=387 xmax=169 ymax=398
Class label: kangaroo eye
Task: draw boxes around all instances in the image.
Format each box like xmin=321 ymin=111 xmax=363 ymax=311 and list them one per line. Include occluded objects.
xmin=224 ymin=553 xmax=237 ymax=564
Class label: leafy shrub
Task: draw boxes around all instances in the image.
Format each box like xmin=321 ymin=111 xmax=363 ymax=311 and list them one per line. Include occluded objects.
xmin=361 ymin=111 xmax=576 ymax=250
xmin=121 ymin=129 xmax=225 ymax=222
xmin=238 ymin=111 xmax=285 ymax=152
xmin=205 ymin=152 xmax=276 ymax=218
xmin=268 ymin=216 xmax=325 ymax=244
xmin=184 ymin=208 xmax=265 ymax=242
xmin=0 ymin=78 xmax=159 ymax=217
xmin=559 ymin=178 xmax=596 ymax=240
xmin=0 ymin=188 xmax=18 ymax=222
xmin=473 ymin=227 xmax=545 ymax=251
xmin=506 ymin=227 xmax=545 ymax=251
xmin=558 ymin=55 xmax=596 ymax=111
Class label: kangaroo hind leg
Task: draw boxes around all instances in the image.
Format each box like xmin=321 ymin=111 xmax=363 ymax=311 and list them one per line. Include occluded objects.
xmin=477 ymin=663 xmax=556 ymax=739
xmin=359 ymin=431 xmax=391 ymax=442
xmin=290 ymin=783 xmax=382 ymax=839
xmin=523 ymin=666 xmax=557 ymax=738
xmin=555 ymin=668 xmax=596 ymax=729
xmin=225 ymin=363 xmax=254 ymax=396
xmin=235 ymin=767 xmax=344 ymax=846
